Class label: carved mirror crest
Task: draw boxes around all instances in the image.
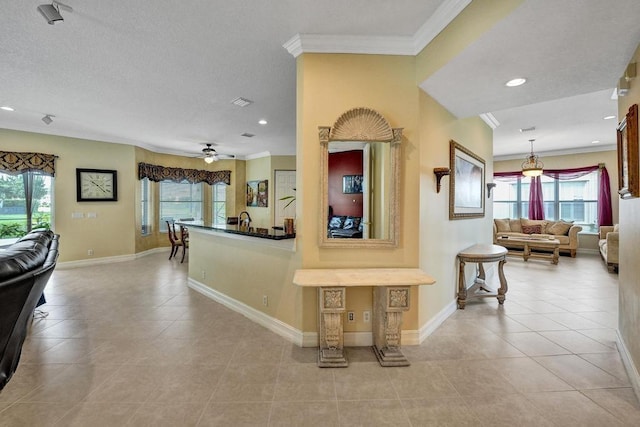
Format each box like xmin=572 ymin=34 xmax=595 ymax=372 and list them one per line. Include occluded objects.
xmin=319 ymin=107 xmax=402 ymax=248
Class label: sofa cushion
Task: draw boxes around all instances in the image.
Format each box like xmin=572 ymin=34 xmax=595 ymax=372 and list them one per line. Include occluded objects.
xmin=343 ymin=216 xmax=361 ymax=230
xmin=521 ymin=224 xmax=542 ymax=234
xmin=510 ymin=218 xmax=522 ymax=233
xmin=495 ymin=219 xmax=511 ymax=232
xmin=546 ymin=221 xmax=573 ymax=236
xmin=328 ymin=216 xmax=346 ymax=229
xmin=613 ymin=224 xmax=619 ymax=232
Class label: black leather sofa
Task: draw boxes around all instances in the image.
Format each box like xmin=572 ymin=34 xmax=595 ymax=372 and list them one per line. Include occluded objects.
xmin=328 ymin=215 xmax=363 ymax=238
xmin=0 ymin=229 xmax=59 ymax=391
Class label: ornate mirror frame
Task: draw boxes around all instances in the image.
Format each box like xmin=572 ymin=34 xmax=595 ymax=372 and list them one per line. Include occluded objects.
xmin=319 ymin=107 xmax=403 ymax=248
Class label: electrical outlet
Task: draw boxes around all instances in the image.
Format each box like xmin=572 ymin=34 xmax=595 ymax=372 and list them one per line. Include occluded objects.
xmin=347 ymin=311 xmax=355 ymax=323
xmin=262 ymin=295 xmax=268 ymax=306
xmin=363 ymin=311 xmax=371 ymax=322
xmin=87 ymin=249 xmax=93 ymax=256
xmin=201 ymin=270 xmax=206 ymax=279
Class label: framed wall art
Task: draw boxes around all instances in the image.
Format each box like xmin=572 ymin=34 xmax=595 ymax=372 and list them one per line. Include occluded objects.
xmin=617 ymin=103 xmax=639 ymax=199
xmin=449 ymin=140 xmax=485 ymax=219
xmin=342 ymin=175 xmax=363 ymax=194
xmin=246 ymin=179 xmax=268 ymax=207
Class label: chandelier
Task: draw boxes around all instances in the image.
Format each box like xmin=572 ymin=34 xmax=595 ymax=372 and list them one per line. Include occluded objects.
xmin=521 ymin=139 xmax=543 ymax=177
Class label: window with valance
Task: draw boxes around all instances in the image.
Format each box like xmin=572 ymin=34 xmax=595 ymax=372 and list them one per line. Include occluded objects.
xmin=137 ymin=162 xmax=231 ymax=185
xmin=0 ymin=151 xmax=57 ymax=235
xmin=493 ymin=164 xmax=612 ymax=231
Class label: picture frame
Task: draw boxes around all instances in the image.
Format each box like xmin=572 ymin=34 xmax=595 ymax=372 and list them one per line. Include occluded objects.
xmin=449 ymin=140 xmax=485 ymax=219
xmin=342 ymin=175 xmax=363 ymax=194
xmin=246 ymin=179 xmax=268 ymax=207
xmin=76 ymin=168 xmax=118 ymax=202
xmin=617 ymin=103 xmax=639 ymax=199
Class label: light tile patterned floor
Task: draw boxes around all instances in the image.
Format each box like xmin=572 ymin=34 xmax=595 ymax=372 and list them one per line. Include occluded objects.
xmin=1 ymin=251 xmax=639 ymax=426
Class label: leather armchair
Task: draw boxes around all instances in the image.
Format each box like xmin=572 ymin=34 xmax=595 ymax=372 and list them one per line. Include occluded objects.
xmin=0 ymin=229 xmax=59 ymax=390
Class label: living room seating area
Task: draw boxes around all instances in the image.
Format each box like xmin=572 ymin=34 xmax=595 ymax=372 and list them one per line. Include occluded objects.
xmin=599 ymin=224 xmax=619 ymax=273
xmin=493 ymin=218 xmax=582 ymax=257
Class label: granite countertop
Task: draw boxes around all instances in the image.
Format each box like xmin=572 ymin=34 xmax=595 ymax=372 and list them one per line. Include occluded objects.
xmin=176 ymin=220 xmax=295 ymax=240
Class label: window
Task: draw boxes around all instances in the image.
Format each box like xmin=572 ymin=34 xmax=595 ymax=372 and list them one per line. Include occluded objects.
xmin=493 ymin=170 xmax=599 ymax=232
xmin=0 ymin=171 xmax=53 ymax=238
xmin=141 ymin=178 xmax=150 ymax=235
xmin=212 ymin=183 xmax=227 ymax=226
xmin=159 ymin=180 xmax=203 ymax=232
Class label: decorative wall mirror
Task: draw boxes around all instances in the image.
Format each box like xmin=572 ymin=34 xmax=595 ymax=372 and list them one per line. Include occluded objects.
xmin=319 ymin=107 xmax=402 ymax=248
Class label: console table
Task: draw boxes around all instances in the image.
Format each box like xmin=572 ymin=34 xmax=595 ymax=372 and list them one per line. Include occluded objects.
xmin=292 ymin=268 xmax=435 ymax=367
xmin=457 ymin=244 xmax=508 ymax=309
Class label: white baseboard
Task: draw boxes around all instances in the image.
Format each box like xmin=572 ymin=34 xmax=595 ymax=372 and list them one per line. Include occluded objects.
xmin=188 ymin=278 xmax=311 ymax=347
xmin=616 ymin=330 xmax=640 ymax=402
xmin=417 ymin=299 xmax=458 ymax=344
xmin=56 ymin=247 xmax=165 ymax=269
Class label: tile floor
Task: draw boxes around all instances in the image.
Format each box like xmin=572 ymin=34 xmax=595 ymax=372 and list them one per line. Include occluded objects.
xmin=1 ymin=251 xmax=639 ymax=426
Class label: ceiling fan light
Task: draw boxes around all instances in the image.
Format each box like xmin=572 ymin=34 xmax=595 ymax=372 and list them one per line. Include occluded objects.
xmin=204 ymin=155 xmax=215 ymax=164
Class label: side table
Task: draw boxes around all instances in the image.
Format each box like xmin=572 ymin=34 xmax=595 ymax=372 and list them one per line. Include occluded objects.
xmin=457 ymin=244 xmax=508 ymax=309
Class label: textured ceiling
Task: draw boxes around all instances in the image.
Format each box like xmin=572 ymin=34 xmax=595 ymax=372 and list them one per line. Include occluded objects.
xmin=1 ymin=0 xmax=639 ymax=159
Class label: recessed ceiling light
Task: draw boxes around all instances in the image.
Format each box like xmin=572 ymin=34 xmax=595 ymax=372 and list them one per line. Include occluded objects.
xmin=0 ymin=106 xmax=14 ymax=111
xmin=505 ymin=78 xmax=527 ymax=87
xmin=258 ymin=119 xmax=267 ymax=125
xmin=603 ymin=115 xmax=616 ymax=120
xmin=592 ymin=140 xmax=600 ymax=144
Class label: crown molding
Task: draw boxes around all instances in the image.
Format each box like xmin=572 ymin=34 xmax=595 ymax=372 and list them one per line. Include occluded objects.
xmin=245 ymin=150 xmax=271 ymax=160
xmin=493 ymin=144 xmax=617 ymax=161
xmin=283 ymin=0 xmax=471 ymax=58
xmin=412 ymin=0 xmax=472 ymax=54
xmin=479 ymin=112 xmax=500 ymax=129
xmin=283 ymin=34 xmax=414 ymax=58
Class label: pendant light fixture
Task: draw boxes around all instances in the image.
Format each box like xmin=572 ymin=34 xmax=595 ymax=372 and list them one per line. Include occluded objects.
xmin=521 ymin=139 xmax=544 ymax=177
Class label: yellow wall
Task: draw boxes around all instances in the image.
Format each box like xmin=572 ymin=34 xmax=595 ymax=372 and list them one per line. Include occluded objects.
xmin=244 ymin=156 xmax=271 ymax=229
xmin=296 ymin=53 xmax=421 ymax=332
xmin=0 ymin=129 xmax=136 ymax=262
xmin=494 ymin=150 xmax=620 ymax=225
xmin=617 ymin=44 xmax=640 ymax=387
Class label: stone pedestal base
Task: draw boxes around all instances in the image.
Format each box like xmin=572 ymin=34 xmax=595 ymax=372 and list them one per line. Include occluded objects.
xmin=372 ymin=286 xmax=410 ymax=367
xmin=317 ymin=287 xmax=348 ymax=368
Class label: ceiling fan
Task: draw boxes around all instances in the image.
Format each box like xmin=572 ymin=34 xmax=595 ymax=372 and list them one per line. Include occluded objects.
xmin=198 ymin=143 xmax=235 ymax=163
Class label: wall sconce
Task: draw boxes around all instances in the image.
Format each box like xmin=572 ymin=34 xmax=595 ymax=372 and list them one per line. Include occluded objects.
xmin=433 ymin=167 xmax=450 ymax=193
xmin=486 ymin=183 xmax=496 ymax=198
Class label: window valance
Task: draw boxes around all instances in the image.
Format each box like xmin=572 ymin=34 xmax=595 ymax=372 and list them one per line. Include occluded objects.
xmin=0 ymin=151 xmax=57 ymax=176
xmin=138 ymin=162 xmax=231 ymax=185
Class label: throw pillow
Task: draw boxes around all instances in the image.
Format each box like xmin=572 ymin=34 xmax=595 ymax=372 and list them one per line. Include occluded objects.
xmin=343 ymin=216 xmax=361 ymax=230
xmin=613 ymin=224 xmax=620 ymax=232
xmin=521 ymin=224 xmax=542 ymax=235
xmin=328 ymin=216 xmax=346 ymax=229
xmin=494 ymin=218 xmax=511 ymax=233
xmin=547 ymin=221 xmax=573 ymax=236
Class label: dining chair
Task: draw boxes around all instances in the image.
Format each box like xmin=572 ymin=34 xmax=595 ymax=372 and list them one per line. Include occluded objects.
xmin=179 ymin=225 xmax=189 ymax=263
xmin=166 ymin=220 xmax=183 ymax=260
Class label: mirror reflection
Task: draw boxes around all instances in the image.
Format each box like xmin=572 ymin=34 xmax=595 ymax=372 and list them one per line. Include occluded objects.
xmin=319 ymin=107 xmax=402 ymax=248
xmin=327 ymin=141 xmax=391 ymax=240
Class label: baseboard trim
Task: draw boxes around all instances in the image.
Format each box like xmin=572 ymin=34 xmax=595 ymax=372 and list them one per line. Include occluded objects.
xmin=616 ymin=330 xmax=640 ymax=402
xmin=56 ymin=247 xmax=166 ymax=269
xmin=188 ymin=278 xmax=310 ymax=347
xmin=417 ymin=299 xmax=458 ymax=344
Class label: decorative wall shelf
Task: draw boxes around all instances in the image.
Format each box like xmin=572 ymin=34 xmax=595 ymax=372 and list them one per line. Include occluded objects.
xmin=433 ymin=167 xmax=450 ymax=193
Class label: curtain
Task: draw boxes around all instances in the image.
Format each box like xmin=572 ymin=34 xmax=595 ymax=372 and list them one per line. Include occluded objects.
xmin=138 ymin=162 xmax=231 ymax=185
xmin=598 ymin=166 xmax=613 ymax=226
xmin=528 ymin=176 xmax=545 ymax=220
xmin=494 ymin=164 xmax=612 ymax=225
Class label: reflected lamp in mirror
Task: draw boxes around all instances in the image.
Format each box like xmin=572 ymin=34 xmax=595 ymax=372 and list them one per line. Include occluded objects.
xmin=319 ymin=107 xmax=402 ymax=248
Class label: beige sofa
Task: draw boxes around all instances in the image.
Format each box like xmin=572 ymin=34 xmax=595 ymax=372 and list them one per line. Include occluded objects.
xmin=598 ymin=224 xmax=619 ymax=273
xmin=493 ymin=218 xmax=582 ymax=257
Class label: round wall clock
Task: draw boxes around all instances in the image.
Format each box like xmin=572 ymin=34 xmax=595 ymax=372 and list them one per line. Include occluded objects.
xmin=76 ymin=168 xmax=118 ymax=201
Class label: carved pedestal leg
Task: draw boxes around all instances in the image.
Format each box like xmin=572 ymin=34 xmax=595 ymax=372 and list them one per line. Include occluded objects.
xmin=373 ymin=286 xmax=410 ymax=367
xmin=497 ymin=258 xmax=508 ymax=305
xmin=457 ymin=260 xmax=467 ymax=309
xmin=318 ymin=287 xmax=347 ymax=367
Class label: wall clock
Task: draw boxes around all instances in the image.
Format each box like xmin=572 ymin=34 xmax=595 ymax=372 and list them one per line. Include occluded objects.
xmin=76 ymin=168 xmax=118 ymax=201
